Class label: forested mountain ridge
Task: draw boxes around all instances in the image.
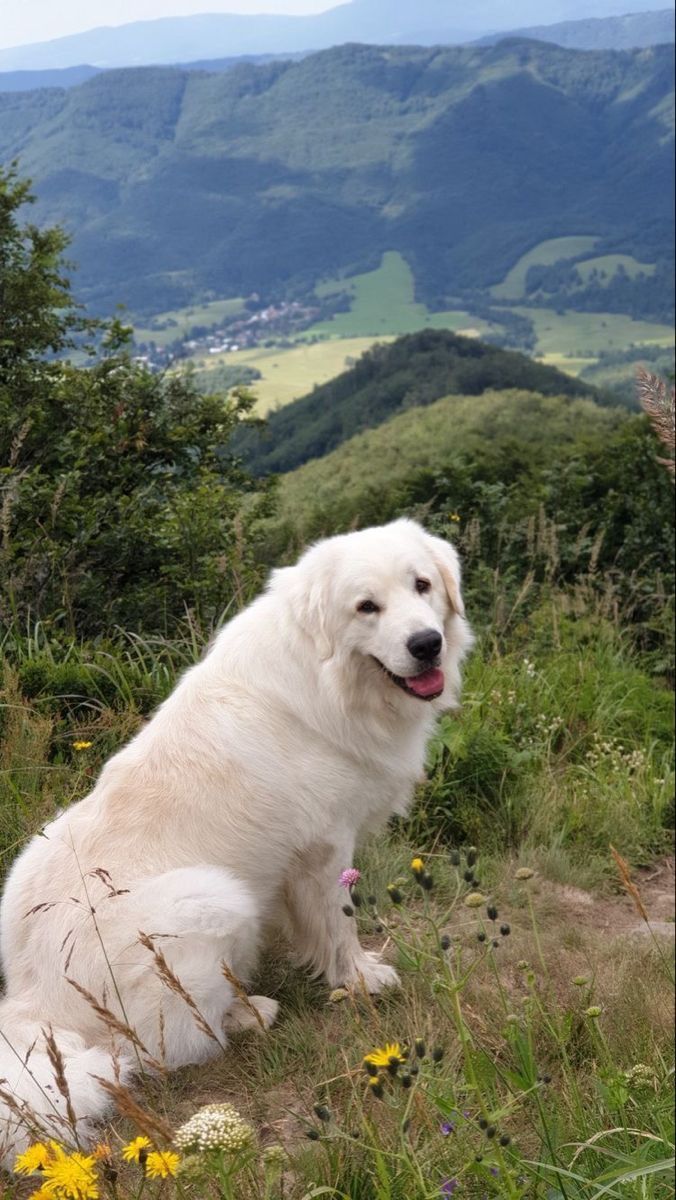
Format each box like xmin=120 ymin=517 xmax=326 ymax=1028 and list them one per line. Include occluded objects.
xmin=1 ymin=39 xmax=672 ymax=316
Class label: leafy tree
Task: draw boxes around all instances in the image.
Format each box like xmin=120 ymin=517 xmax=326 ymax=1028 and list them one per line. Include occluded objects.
xmin=0 ymin=167 xmax=274 ymax=636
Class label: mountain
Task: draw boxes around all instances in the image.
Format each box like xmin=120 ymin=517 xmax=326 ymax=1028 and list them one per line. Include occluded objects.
xmin=237 ymin=329 xmax=603 ymax=477
xmin=0 ymin=54 xmax=304 ymax=94
xmin=0 ymin=0 xmax=668 ymax=71
xmin=1 ymin=40 xmax=672 ymax=316
xmin=478 ymin=9 xmax=674 ymax=50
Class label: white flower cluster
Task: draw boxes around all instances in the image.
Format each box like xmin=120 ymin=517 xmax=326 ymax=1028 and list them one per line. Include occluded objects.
xmin=174 ymin=1104 xmax=254 ymax=1154
xmin=585 ymin=732 xmax=646 ymax=773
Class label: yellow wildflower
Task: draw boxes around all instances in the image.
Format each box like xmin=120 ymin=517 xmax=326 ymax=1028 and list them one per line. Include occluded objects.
xmin=449 ymin=513 xmax=461 ymax=523
xmin=145 ymin=1150 xmax=180 ymax=1179
xmin=72 ymin=741 xmax=92 ymax=751
xmin=28 ymin=1190 xmax=53 ymax=1200
xmin=15 ymin=1142 xmax=52 ymax=1174
xmin=121 ymin=1136 xmax=151 ymax=1163
xmin=410 ymin=857 xmax=424 ymax=875
xmin=92 ymin=1144 xmax=112 ymax=1162
xmin=363 ymin=1041 xmax=407 ymax=1069
xmin=42 ymin=1150 xmax=99 ymax=1199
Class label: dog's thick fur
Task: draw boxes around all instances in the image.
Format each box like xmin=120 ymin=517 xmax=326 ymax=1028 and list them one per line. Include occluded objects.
xmin=0 ymin=519 xmax=472 ymax=1162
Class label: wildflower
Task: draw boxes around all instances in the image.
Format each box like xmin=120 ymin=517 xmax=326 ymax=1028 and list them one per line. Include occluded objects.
xmin=517 ymin=960 xmax=529 ymax=970
xmin=411 ymin=857 xmax=425 ymax=876
xmin=262 ymin=1144 xmax=289 ymax=1172
xmin=449 ymin=512 xmax=461 ymax=523
xmin=514 ymin=867 xmax=534 ymax=881
xmin=420 ymin=873 xmax=434 ymax=891
xmin=387 ymin=884 xmax=403 ymax=904
xmin=174 ymin=1103 xmax=254 ymax=1153
xmin=27 ymin=1190 xmax=52 ymax=1200
xmin=42 ymin=1149 xmax=99 ymax=1199
xmin=486 ymin=904 xmax=498 ymax=921
xmin=121 ymin=1137 xmax=151 ymax=1164
xmin=339 ymin=868 xmax=361 ymax=889
xmin=329 ymin=987 xmax=349 ymax=1003
xmin=441 ymin=1179 xmax=460 ymax=1195
xmin=464 ymin=892 xmax=486 ymax=908
xmin=367 ymin=1076 xmax=384 ymax=1099
xmin=72 ymin=741 xmax=92 ymax=751
xmin=364 ymin=1042 xmax=407 ymax=1070
xmin=92 ymin=1145 xmax=112 ymax=1162
xmin=145 ymin=1150 xmax=180 ymax=1179
xmin=414 ymin=1038 xmax=426 ymax=1057
xmin=400 ymin=1073 xmax=412 ymax=1089
xmin=572 ymin=975 xmax=588 ymax=987
xmin=440 ymin=1121 xmax=455 ymax=1135
xmin=585 ymin=1006 xmax=602 ymax=1019
xmin=624 ymin=1063 xmax=656 ymax=1088
xmin=15 ymin=1142 xmax=52 ymax=1174
xmin=466 ymin=846 xmax=478 ymax=867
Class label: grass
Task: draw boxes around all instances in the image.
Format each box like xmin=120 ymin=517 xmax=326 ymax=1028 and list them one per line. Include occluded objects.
xmin=309 ymin=252 xmax=498 ymax=340
xmin=491 ymin=238 xmax=600 ymax=301
xmin=0 ymin=585 xmax=673 ymax=1198
xmin=513 ymin=307 xmax=675 ymax=362
xmin=132 ymin=297 xmax=246 ymax=347
xmin=192 ymin=338 xmax=395 ymax=414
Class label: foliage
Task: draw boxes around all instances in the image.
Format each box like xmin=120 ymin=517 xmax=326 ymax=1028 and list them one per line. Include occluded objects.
xmin=239 ymin=330 xmax=601 ymax=476
xmin=0 ymin=41 xmax=672 ymax=316
xmin=0 ymin=167 xmax=275 ymax=636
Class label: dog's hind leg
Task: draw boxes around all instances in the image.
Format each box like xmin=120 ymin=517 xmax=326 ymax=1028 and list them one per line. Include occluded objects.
xmin=96 ymin=865 xmax=270 ymax=1069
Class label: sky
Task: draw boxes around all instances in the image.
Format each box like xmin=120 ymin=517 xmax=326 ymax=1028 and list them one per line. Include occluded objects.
xmin=0 ymin=0 xmax=338 ymax=51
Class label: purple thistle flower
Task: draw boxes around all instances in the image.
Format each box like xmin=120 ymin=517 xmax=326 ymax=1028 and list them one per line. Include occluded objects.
xmin=440 ymin=1121 xmax=456 ymax=1136
xmin=441 ymin=1181 xmax=459 ymax=1195
xmin=339 ymin=868 xmax=361 ymax=889
xmin=489 ymin=1166 xmax=499 ymax=1177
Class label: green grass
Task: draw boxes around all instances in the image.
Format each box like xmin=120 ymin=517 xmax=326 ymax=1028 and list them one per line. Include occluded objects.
xmin=310 ymin=252 xmax=498 ymax=339
xmin=0 ymin=604 xmax=673 ymax=1199
xmin=193 ymin=337 xmax=395 ymax=414
xmin=491 ymin=237 xmax=600 ymax=300
xmin=575 ymin=253 xmax=656 ymax=284
xmin=513 ymin=307 xmax=675 ymax=361
xmin=133 ymin=297 xmax=246 ymax=347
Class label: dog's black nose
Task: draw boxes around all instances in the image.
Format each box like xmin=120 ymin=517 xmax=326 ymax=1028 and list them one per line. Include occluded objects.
xmin=407 ymin=629 xmax=442 ymax=661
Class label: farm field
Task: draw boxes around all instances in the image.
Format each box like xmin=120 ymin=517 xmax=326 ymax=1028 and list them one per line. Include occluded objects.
xmin=194 ymin=337 xmax=394 ymax=413
xmin=490 ymin=236 xmax=600 ymax=299
xmin=133 ymin=296 xmax=246 ymax=347
xmin=310 ymin=252 xmax=497 ymax=339
xmin=516 ymin=306 xmax=675 ymax=360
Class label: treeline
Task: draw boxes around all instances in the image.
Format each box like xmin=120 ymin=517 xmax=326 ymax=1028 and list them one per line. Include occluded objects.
xmin=237 ymin=330 xmax=601 ymax=477
xmin=523 ymin=257 xmax=675 ymax=324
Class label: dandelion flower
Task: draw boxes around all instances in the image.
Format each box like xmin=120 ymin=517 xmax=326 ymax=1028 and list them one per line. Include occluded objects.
xmin=42 ymin=1150 xmax=99 ymax=1199
xmin=72 ymin=741 xmax=92 ymax=751
xmin=15 ymin=1142 xmax=52 ymax=1175
xmin=174 ymin=1103 xmax=254 ymax=1153
xmin=145 ymin=1150 xmax=180 ymax=1179
xmin=28 ymin=1189 xmax=53 ymax=1200
xmin=363 ymin=1042 xmax=406 ymax=1070
xmin=464 ymin=891 xmax=486 ymax=908
xmin=121 ymin=1136 xmax=151 ymax=1164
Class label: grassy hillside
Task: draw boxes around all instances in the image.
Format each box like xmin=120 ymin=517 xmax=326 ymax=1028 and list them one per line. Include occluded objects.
xmin=0 ymin=40 xmax=672 ymax=317
xmin=239 ymin=330 xmax=602 ymax=476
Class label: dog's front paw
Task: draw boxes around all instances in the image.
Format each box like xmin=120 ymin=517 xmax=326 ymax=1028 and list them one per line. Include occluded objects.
xmin=345 ymin=951 xmax=400 ymax=994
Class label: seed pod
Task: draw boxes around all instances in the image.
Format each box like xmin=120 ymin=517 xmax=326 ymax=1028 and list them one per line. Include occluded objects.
xmin=431 ymin=1047 xmax=444 ymax=1063
xmin=466 ymin=847 xmax=478 ymax=867
xmin=487 ymin=904 xmax=498 ymax=922
xmin=342 ymin=905 xmax=354 ymax=917
xmin=500 ymin=924 xmax=511 ymax=937
xmin=440 ymin=934 xmax=451 ymax=951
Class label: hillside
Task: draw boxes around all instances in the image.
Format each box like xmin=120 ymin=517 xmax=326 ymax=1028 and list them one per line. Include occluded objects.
xmin=1 ymin=40 xmax=672 ymax=319
xmin=238 ymin=329 xmax=605 ymax=476
xmin=478 ymin=10 xmax=675 ymax=50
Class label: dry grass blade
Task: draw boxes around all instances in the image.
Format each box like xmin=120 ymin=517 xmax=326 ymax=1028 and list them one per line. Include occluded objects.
xmin=609 ymin=844 xmax=650 ymax=923
xmin=66 ymin=978 xmax=163 ymax=1071
xmin=220 ymin=961 xmax=267 ymax=1032
xmin=91 ymin=1077 xmax=174 ymax=1146
xmin=0 ymin=1081 xmax=52 ymax=1145
xmin=43 ymin=1027 xmax=79 ymax=1140
xmin=636 ymin=367 xmax=675 ymax=478
xmin=138 ymin=931 xmax=223 ymax=1047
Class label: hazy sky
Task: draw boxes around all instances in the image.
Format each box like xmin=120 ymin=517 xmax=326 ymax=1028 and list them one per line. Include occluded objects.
xmin=0 ymin=0 xmax=338 ymax=51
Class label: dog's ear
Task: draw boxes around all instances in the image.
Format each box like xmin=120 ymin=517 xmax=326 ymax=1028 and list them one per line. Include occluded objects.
xmin=427 ymin=534 xmax=465 ymax=619
xmin=271 ymin=562 xmax=334 ymax=660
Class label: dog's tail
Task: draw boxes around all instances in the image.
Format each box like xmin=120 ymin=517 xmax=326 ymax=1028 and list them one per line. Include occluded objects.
xmin=0 ymin=996 xmax=133 ymax=1169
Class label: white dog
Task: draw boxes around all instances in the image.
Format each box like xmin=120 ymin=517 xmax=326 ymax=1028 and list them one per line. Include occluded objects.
xmin=0 ymin=518 xmax=472 ymax=1162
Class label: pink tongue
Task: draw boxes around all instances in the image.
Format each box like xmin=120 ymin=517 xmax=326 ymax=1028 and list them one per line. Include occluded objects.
xmin=405 ymin=668 xmax=445 ymax=698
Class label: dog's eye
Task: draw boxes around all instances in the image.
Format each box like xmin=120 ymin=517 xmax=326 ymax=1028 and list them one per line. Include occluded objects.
xmin=415 ymin=578 xmax=431 ymax=594
xmin=357 ymin=599 xmax=380 ymax=614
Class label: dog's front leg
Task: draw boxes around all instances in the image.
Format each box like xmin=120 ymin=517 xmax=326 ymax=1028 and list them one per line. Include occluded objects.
xmin=282 ymin=840 xmax=399 ymax=993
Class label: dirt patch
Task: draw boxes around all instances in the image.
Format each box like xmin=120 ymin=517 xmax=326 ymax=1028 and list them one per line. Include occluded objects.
xmin=539 ymin=856 xmax=674 ymax=939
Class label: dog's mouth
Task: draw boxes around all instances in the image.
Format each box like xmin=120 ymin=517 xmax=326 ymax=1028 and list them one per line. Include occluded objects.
xmin=372 ymin=658 xmax=445 ymax=701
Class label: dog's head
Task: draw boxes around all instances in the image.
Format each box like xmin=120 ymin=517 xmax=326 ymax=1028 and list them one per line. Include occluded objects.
xmin=271 ymin=519 xmax=473 ymax=710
